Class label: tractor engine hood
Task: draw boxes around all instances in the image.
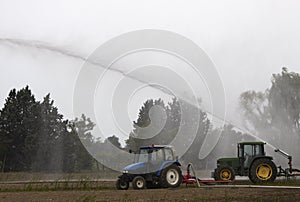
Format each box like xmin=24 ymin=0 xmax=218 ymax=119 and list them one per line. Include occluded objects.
xmin=217 ymin=157 xmax=239 ymax=168
xmin=123 ymin=162 xmax=147 ymax=174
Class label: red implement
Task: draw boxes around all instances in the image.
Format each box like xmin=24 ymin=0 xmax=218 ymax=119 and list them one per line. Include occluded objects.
xmin=182 ymin=164 xmax=234 ymax=186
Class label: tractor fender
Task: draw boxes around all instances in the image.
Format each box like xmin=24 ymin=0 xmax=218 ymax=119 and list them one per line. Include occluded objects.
xmin=156 ymin=161 xmax=181 ymax=176
xmin=249 ymin=156 xmax=273 ymax=167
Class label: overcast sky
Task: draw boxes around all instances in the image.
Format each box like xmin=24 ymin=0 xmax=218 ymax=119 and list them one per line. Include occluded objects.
xmin=1 ymin=0 xmax=300 ymax=143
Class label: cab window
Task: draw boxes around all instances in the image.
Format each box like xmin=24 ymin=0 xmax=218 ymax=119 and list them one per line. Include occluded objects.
xmin=138 ymin=149 xmax=148 ymax=162
xmin=151 ymin=149 xmax=164 ymax=162
xmin=164 ymin=148 xmax=174 ymax=160
xmin=244 ymin=145 xmax=253 ymax=156
xmin=254 ymin=145 xmax=263 ymax=156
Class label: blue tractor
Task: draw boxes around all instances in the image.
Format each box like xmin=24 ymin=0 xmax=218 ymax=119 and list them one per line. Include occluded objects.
xmin=116 ymin=145 xmax=182 ymax=190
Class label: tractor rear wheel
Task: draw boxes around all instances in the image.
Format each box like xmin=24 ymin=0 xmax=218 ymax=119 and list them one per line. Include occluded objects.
xmin=214 ymin=166 xmax=235 ymax=181
xmin=160 ymin=164 xmax=182 ymax=188
xmin=249 ymin=158 xmax=277 ymax=183
xmin=132 ymin=176 xmax=146 ymax=189
xmin=116 ymin=179 xmax=129 ymax=190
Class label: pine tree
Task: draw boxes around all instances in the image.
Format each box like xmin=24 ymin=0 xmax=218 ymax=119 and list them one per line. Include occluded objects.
xmin=126 ymin=98 xmax=184 ymax=150
xmin=0 ymin=86 xmax=97 ymax=172
xmin=68 ymin=114 xmax=95 ymax=171
xmin=0 ymin=86 xmax=40 ymax=171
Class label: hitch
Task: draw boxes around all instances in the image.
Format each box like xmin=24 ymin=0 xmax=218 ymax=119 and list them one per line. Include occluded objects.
xmin=182 ymin=163 xmax=200 ymax=187
xmin=275 ymin=148 xmax=300 ymax=179
xmin=182 ymin=163 xmax=234 ymax=186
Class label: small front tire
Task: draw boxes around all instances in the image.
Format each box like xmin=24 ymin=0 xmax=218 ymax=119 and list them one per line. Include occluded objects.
xmin=214 ymin=166 xmax=235 ymax=181
xmin=132 ymin=176 xmax=146 ymax=189
xmin=116 ymin=179 xmax=129 ymax=190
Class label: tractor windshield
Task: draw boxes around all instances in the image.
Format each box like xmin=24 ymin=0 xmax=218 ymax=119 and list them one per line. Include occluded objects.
xmin=244 ymin=144 xmax=264 ymax=157
xmin=238 ymin=143 xmax=264 ymax=158
xmin=137 ymin=149 xmax=149 ymax=162
xmin=137 ymin=148 xmax=164 ymax=163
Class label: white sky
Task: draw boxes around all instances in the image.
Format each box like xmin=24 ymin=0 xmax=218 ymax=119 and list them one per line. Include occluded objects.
xmin=1 ymin=0 xmax=300 ymax=143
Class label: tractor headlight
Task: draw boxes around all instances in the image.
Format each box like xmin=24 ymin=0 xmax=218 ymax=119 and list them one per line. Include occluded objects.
xmin=122 ymin=170 xmax=128 ymax=174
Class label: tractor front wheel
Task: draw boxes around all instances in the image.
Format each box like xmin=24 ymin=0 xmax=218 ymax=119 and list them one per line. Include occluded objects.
xmin=132 ymin=176 xmax=146 ymax=189
xmin=214 ymin=166 xmax=235 ymax=181
xmin=160 ymin=164 xmax=182 ymax=188
xmin=249 ymin=158 xmax=277 ymax=183
xmin=116 ymin=179 xmax=129 ymax=190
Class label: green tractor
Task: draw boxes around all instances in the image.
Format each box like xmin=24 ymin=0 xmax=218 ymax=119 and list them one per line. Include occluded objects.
xmin=213 ymin=142 xmax=277 ymax=183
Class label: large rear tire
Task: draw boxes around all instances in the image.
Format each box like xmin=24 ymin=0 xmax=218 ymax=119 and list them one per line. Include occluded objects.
xmin=116 ymin=179 xmax=129 ymax=190
xmin=160 ymin=164 xmax=182 ymax=188
xmin=132 ymin=176 xmax=146 ymax=190
xmin=249 ymin=158 xmax=277 ymax=183
xmin=214 ymin=166 xmax=235 ymax=181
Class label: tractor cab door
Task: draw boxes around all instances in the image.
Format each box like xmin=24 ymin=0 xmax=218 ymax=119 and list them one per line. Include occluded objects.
xmin=164 ymin=148 xmax=175 ymax=161
xmin=147 ymin=148 xmax=164 ymax=172
xmin=243 ymin=145 xmax=254 ymax=168
xmin=240 ymin=144 xmax=264 ymax=169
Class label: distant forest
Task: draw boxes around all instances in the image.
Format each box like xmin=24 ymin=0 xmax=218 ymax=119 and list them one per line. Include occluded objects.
xmin=125 ymin=68 xmax=300 ymax=167
xmin=0 ymin=68 xmax=300 ymax=172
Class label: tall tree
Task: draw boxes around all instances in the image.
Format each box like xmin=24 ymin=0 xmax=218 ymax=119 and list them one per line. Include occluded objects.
xmin=126 ymin=99 xmax=154 ymax=150
xmin=67 ymin=114 xmax=95 ymax=171
xmin=179 ymin=101 xmax=211 ymax=168
xmin=126 ymin=99 xmax=168 ymax=150
xmin=32 ymin=94 xmax=67 ymax=172
xmin=240 ymin=68 xmax=300 ymax=162
xmin=126 ymin=97 xmax=211 ymax=170
xmin=72 ymin=114 xmax=95 ymax=146
xmin=269 ymin=67 xmax=300 ymax=132
xmin=0 ymin=86 xmax=97 ymax=172
xmin=240 ymin=68 xmax=300 ymax=135
xmin=240 ymin=90 xmax=270 ymax=131
xmin=0 ymin=86 xmax=40 ymax=171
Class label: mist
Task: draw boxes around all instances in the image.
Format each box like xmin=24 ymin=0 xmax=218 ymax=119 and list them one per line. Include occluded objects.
xmin=1 ymin=0 xmax=300 ymax=171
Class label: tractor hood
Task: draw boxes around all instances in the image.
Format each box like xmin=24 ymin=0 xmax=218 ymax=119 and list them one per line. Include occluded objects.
xmin=123 ymin=162 xmax=147 ymax=174
xmin=217 ymin=157 xmax=239 ymax=168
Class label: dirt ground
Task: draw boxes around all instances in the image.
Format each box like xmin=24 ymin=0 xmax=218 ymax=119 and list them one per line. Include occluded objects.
xmin=0 ymin=175 xmax=300 ymax=201
xmin=0 ymin=185 xmax=299 ymax=202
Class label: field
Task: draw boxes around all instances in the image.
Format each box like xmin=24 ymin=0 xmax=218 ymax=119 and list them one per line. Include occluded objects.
xmin=0 ymin=187 xmax=299 ymax=201
xmin=0 ymin=172 xmax=300 ymax=201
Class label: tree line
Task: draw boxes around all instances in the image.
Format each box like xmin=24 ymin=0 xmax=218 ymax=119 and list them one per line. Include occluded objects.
xmin=1 ymin=68 xmax=299 ymax=172
xmin=0 ymin=86 xmax=120 ymax=172
xmin=125 ymin=68 xmax=300 ymax=168
xmin=239 ymin=68 xmax=300 ymax=160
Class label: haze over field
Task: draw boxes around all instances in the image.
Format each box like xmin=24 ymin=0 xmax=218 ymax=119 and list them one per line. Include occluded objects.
xmin=1 ymin=0 xmax=300 ymax=168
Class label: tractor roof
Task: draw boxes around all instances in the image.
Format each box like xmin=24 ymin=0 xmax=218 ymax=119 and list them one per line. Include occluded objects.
xmin=238 ymin=141 xmax=265 ymax=145
xmin=139 ymin=145 xmax=174 ymax=149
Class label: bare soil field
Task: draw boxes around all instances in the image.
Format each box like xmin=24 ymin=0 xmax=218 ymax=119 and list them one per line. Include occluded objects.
xmin=0 ymin=180 xmax=300 ymax=202
xmin=0 ymin=186 xmax=300 ymax=202
xmin=1 ymin=172 xmax=300 ymax=201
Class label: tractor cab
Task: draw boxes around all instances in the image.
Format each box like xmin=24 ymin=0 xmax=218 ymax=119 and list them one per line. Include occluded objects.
xmin=116 ymin=145 xmax=182 ymax=190
xmin=238 ymin=142 xmax=266 ymax=170
xmin=125 ymin=145 xmax=177 ymax=174
xmin=136 ymin=145 xmax=176 ymax=163
xmin=214 ymin=141 xmax=277 ymax=183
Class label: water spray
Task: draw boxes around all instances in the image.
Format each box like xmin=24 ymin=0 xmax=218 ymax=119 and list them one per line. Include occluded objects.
xmin=0 ymin=37 xmax=280 ymax=155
